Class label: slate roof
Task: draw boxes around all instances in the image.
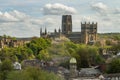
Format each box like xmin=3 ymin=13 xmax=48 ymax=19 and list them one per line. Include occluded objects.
xmin=79 ymin=68 xmax=101 ymax=77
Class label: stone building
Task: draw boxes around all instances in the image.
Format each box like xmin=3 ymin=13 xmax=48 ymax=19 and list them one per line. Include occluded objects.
xmin=40 ymin=15 xmax=97 ymax=44
xmin=22 ymin=59 xmax=41 ymax=68
xmin=0 ymin=36 xmax=31 ymax=49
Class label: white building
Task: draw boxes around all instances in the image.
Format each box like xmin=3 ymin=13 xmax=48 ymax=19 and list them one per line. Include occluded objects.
xmin=13 ymin=62 xmax=21 ymax=70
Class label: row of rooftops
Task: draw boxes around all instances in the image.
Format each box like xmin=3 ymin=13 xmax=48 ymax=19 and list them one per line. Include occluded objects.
xmin=11 ymin=59 xmax=120 ymax=80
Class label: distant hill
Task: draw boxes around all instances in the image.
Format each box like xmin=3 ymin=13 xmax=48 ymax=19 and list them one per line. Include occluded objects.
xmin=16 ymin=37 xmax=33 ymax=41
xmin=98 ymin=33 xmax=120 ymax=40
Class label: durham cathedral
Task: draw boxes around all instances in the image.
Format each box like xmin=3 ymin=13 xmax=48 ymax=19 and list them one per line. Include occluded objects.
xmin=40 ymin=15 xmax=97 ymax=44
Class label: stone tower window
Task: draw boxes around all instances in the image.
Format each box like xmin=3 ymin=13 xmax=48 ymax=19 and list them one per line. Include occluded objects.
xmin=90 ymin=35 xmax=93 ymax=41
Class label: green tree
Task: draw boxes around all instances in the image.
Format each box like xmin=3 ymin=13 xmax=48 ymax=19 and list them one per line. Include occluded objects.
xmin=26 ymin=38 xmax=51 ymax=56
xmin=75 ymin=44 xmax=104 ymax=68
xmin=0 ymin=46 xmax=35 ymax=62
xmin=107 ymin=58 xmax=120 ymax=73
xmin=105 ymin=40 xmax=112 ymax=45
xmin=0 ymin=59 xmax=13 ymax=80
xmin=37 ymin=49 xmax=51 ymax=61
xmin=0 ymin=59 xmax=13 ymax=71
xmin=77 ymin=45 xmax=90 ymax=68
xmin=111 ymin=44 xmax=120 ymax=55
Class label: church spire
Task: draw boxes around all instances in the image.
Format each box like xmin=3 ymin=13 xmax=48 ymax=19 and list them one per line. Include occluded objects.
xmin=58 ymin=28 xmax=61 ymax=33
xmin=40 ymin=27 xmax=42 ymax=37
xmin=40 ymin=28 xmax=42 ymax=33
xmin=54 ymin=28 xmax=57 ymax=33
xmin=45 ymin=27 xmax=47 ymax=34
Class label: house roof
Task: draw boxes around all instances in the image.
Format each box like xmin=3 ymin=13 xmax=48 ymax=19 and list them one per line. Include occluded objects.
xmin=79 ymin=68 xmax=101 ymax=75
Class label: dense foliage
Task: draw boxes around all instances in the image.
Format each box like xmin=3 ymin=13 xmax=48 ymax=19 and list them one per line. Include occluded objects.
xmin=107 ymin=58 xmax=120 ymax=73
xmin=64 ymin=42 xmax=104 ymax=68
xmin=7 ymin=67 xmax=63 ymax=80
xmin=0 ymin=38 xmax=51 ymax=62
xmin=26 ymin=38 xmax=51 ymax=58
xmin=0 ymin=47 xmax=35 ymax=62
xmin=0 ymin=59 xmax=13 ymax=80
xmin=110 ymin=44 xmax=120 ymax=55
xmin=46 ymin=41 xmax=105 ymax=69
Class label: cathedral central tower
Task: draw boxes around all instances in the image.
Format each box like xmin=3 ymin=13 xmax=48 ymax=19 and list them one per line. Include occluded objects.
xmin=62 ymin=15 xmax=72 ymax=34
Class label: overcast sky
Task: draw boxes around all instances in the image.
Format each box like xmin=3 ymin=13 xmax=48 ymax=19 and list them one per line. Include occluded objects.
xmin=0 ymin=0 xmax=120 ymax=37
